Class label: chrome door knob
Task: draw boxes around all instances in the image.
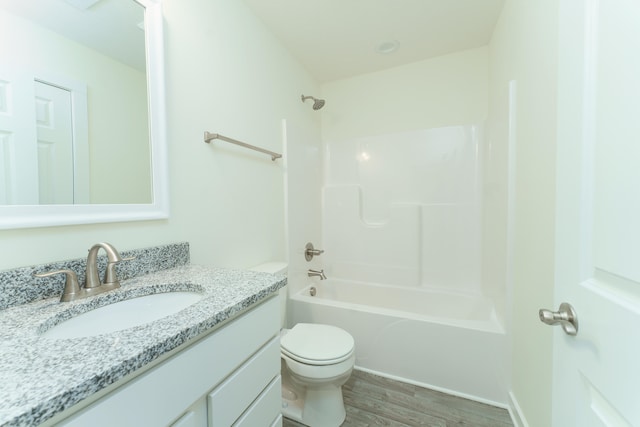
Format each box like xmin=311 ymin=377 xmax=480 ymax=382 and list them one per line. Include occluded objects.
xmin=539 ymin=302 xmax=579 ymax=336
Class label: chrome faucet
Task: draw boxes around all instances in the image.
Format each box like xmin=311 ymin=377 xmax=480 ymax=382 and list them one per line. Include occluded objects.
xmin=85 ymin=242 xmax=126 ymax=290
xmin=34 ymin=242 xmax=133 ymax=302
xmin=308 ymin=269 xmax=327 ymax=280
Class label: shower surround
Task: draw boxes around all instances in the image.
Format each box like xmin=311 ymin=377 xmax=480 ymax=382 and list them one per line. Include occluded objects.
xmin=324 ymin=125 xmax=483 ymax=294
xmin=285 ymin=123 xmax=508 ymax=405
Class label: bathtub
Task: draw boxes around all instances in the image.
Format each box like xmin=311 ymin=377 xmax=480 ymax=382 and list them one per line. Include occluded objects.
xmin=287 ymin=279 xmax=508 ymax=405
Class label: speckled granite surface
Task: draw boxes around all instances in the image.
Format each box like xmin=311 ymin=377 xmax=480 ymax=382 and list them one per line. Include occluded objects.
xmin=0 ymin=261 xmax=286 ymax=426
xmin=0 ymin=242 xmax=190 ymax=310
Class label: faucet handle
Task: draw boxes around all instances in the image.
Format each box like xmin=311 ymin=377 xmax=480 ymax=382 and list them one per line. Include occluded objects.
xmin=304 ymin=242 xmax=325 ymax=261
xmin=103 ymin=255 xmax=135 ymax=287
xmin=34 ymin=269 xmax=81 ymax=302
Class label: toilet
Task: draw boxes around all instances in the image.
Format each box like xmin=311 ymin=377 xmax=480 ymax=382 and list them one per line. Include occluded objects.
xmin=250 ymin=263 xmax=355 ymax=427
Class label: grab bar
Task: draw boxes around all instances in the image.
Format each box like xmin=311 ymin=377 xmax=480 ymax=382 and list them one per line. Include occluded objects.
xmin=204 ymin=131 xmax=282 ymax=161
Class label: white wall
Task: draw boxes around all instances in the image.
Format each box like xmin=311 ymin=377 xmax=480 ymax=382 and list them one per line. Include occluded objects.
xmin=0 ymin=0 xmax=320 ymax=271
xmin=322 ymin=47 xmax=488 ymax=140
xmin=488 ymin=0 xmax=558 ymax=425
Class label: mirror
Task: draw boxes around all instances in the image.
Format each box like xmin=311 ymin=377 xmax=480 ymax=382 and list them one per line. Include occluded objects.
xmin=0 ymin=0 xmax=168 ymax=228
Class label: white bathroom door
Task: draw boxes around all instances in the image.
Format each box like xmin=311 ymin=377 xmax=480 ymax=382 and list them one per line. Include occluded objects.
xmin=551 ymin=0 xmax=640 ymax=425
xmin=34 ymin=80 xmax=75 ymax=204
xmin=0 ymin=67 xmax=39 ymax=204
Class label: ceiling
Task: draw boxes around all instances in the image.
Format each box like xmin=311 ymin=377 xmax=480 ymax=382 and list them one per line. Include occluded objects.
xmin=244 ymin=0 xmax=506 ymax=83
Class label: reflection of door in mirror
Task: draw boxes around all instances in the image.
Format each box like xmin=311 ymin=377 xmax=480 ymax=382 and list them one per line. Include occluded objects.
xmin=35 ymin=80 xmax=90 ymax=205
xmin=0 ymin=1 xmax=151 ymax=206
xmin=0 ymin=72 xmax=89 ymax=205
xmin=0 ymin=69 xmax=38 ymax=205
xmin=35 ymin=81 xmax=74 ymax=204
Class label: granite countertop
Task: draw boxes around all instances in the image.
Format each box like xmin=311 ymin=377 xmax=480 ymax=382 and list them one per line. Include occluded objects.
xmin=0 ymin=264 xmax=286 ymax=427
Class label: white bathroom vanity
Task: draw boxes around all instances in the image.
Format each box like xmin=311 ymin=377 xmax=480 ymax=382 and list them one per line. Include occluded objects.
xmin=53 ymin=296 xmax=282 ymax=427
xmin=0 ymin=255 xmax=286 ymax=427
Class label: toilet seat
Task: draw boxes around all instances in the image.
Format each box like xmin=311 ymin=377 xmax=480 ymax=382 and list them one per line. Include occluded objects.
xmin=281 ymin=323 xmax=354 ymax=366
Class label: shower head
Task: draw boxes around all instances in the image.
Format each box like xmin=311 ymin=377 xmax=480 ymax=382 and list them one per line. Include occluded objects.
xmin=301 ymin=94 xmax=325 ymax=110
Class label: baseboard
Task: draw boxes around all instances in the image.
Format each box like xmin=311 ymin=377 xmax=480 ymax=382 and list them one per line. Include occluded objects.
xmin=507 ymin=391 xmax=529 ymax=427
xmin=353 ymin=365 xmax=509 ymax=409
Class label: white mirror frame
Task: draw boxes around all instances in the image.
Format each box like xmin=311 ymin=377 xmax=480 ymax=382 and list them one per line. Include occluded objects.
xmin=0 ymin=0 xmax=169 ymax=229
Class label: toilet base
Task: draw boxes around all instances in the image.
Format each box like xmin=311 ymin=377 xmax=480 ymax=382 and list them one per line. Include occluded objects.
xmin=281 ymin=381 xmax=305 ymax=423
xmin=281 ymin=366 xmax=347 ymax=427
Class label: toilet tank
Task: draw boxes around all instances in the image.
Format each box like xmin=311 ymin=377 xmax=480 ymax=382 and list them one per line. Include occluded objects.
xmin=249 ymin=262 xmax=288 ymax=276
xmin=249 ymin=262 xmax=287 ymax=328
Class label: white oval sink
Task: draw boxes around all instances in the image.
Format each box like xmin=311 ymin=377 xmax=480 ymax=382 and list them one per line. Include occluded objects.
xmin=41 ymin=292 xmax=203 ymax=339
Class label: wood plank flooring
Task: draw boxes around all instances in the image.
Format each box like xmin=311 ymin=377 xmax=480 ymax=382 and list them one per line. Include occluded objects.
xmin=283 ymin=369 xmax=513 ymax=427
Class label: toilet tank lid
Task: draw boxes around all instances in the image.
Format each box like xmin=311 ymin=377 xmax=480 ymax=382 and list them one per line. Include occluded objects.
xmin=249 ymin=262 xmax=288 ymax=275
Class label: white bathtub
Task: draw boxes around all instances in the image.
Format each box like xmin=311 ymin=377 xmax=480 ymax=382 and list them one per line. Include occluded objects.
xmin=287 ymin=279 xmax=508 ymax=405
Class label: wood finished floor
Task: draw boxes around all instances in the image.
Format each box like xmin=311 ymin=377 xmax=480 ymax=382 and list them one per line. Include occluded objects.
xmin=282 ymin=369 xmax=513 ymax=427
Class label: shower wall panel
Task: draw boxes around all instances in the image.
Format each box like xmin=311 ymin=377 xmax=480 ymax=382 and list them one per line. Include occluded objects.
xmin=323 ymin=125 xmax=482 ymax=293
xmin=323 ymin=185 xmax=422 ymax=286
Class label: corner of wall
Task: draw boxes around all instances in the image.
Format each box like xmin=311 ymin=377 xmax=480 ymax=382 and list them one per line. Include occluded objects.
xmin=507 ymin=391 xmax=530 ymax=427
xmin=488 ymin=0 xmax=559 ymax=426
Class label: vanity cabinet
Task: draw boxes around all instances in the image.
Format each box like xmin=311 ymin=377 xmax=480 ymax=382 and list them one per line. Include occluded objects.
xmin=55 ymin=296 xmax=282 ymax=427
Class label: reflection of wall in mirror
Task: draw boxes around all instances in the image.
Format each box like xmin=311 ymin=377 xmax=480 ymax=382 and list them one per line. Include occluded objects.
xmin=0 ymin=8 xmax=151 ymax=205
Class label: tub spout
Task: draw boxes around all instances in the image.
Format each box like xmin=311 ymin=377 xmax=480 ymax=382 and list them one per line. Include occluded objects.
xmin=308 ymin=269 xmax=327 ymax=280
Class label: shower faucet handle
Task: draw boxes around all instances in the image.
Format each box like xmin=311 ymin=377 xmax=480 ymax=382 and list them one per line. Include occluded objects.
xmin=304 ymin=242 xmax=325 ymax=261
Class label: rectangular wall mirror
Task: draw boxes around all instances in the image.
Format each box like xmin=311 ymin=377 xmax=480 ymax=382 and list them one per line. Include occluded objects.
xmin=0 ymin=0 xmax=168 ymax=229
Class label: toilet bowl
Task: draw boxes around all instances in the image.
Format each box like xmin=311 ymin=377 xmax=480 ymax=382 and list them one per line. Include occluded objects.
xmin=280 ymin=323 xmax=355 ymax=426
xmin=250 ymin=262 xmax=355 ymax=427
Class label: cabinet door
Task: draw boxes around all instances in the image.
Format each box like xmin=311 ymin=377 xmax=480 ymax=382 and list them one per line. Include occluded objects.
xmin=170 ymin=397 xmax=207 ymax=427
xmin=270 ymin=414 xmax=283 ymax=427
xmin=233 ymin=376 xmax=282 ymax=427
xmin=208 ymin=337 xmax=280 ymax=426
xmin=171 ymin=412 xmax=198 ymax=427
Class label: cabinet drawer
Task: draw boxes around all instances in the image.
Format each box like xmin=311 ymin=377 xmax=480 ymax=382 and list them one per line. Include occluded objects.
xmin=170 ymin=410 xmax=198 ymax=427
xmin=57 ymin=296 xmax=279 ymax=427
xmin=208 ymin=337 xmax=280 ymax=426
xmin=169 ymin=396 xmax=207 ymax=427
xmin=233 ymin=375 xmax=282 ymax=427
xmin=270 ymin=414 xmax=283 ymax=427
